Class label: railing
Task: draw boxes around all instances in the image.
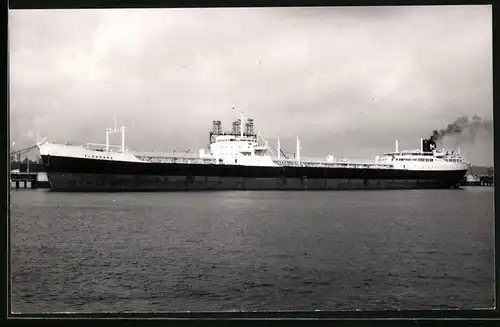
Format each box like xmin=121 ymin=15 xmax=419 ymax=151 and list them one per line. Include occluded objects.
xmin=133 ymin=152 xmax=397 ymax=169
xmin=133 ymin=150 xmax=201 ymax=158
xmin=136 ymin=155 xmax=217 ymax=165
xmin=83 ymin=143 xmax=125 ymax=152
xmin=274 ymin=158 xmax=393 ymax=169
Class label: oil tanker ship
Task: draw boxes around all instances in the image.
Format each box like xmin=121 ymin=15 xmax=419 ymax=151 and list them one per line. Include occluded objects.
xmin=37 ymin=112 xmax=469 ymax=191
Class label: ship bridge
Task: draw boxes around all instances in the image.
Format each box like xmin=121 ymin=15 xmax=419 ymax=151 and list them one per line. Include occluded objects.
xmin=206 ymin=112 xmax=274 ymax=165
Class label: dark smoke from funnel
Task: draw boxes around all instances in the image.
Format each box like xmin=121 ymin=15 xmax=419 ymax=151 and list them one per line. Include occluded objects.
xmin=430 ymin=115 xmax=469 ymax=141
xmin=429 ymin=114 xmax=493 ymax=145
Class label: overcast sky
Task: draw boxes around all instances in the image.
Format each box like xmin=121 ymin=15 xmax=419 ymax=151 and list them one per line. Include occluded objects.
xmin=9 ymin=6 xmax=493 ymax=165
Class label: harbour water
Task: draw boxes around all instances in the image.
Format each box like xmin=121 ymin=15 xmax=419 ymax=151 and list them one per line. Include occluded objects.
xmin=10 ymin=188 xmax=494 ymax=313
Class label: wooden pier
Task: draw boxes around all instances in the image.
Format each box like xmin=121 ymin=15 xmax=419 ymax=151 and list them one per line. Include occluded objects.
xmin=10 ymin=172 xmax=50 ymax=189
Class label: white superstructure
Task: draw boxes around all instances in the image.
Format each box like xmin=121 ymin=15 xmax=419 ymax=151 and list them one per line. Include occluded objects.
xmin=375 ymin=140 xmax=469 ymax=171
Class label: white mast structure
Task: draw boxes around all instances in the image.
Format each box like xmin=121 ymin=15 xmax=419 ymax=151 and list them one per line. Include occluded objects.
xmin=296 ymin=136 xmax=301 ymax=163
xmin=277 ymin=137 xmax=281 ymax=160
xmin=122 ymin=125 xmax=126 ymax=153
xmin=105 ymin=115 xmax=127 ymax=153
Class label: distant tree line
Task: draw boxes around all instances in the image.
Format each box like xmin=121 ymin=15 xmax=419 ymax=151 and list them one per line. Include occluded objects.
xmin=469 ymin=166 xmax=494 ymax=177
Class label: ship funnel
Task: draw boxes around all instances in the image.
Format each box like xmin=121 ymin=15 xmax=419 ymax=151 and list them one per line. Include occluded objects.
xmin=422 ymin=138 xmax=437 ymax=152
xmin=212 ymin=120 xmax=222 ymax=134
xmin=395 ymin=140 xmax=399 ymax=153
xmin=420 ymin=138 xmax=423 ymax=152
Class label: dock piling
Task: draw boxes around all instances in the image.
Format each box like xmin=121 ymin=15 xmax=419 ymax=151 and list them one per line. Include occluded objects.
xmin=10 ymin=172 xmax=42 ymax=189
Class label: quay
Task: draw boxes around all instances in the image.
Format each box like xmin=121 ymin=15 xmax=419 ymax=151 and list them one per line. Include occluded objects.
xmin=476 ymin=175 xmax=494 ymax=186
xmin=461 ymin=174 xmax=494 ymax=187
xmin=10 ymin=172 xmax=51 ymax=189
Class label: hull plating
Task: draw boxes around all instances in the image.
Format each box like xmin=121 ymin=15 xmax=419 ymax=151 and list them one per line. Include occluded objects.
xmin=42 ymin=155 xmax=467 ymax=191
xmin=46 ymin=172 xmax=465 ymax=191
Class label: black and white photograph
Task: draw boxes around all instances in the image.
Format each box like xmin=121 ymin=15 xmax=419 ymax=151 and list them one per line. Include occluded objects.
xmin=9 ymin=5 xmax=494 ymax=313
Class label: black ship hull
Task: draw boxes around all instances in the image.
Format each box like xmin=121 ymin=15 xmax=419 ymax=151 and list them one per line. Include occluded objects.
xmin=41 ymin=155 xmax=468 ymax=191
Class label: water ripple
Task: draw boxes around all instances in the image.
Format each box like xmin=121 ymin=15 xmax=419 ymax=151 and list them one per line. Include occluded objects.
xmin=10 ymin=189 xmax=494 ymax=312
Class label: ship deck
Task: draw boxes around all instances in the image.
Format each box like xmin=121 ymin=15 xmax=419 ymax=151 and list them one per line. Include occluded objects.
xmin=132 ymin=151 xmax=393 ymax=169
xmin=274 ymin=159 xmax=393 ymax=169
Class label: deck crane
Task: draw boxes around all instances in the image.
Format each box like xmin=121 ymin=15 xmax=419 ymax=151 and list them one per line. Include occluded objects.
xmin=10 ymin=137 xmax=47 ymax=162
xmin=11 ymin=145 xmax=38 ymax=162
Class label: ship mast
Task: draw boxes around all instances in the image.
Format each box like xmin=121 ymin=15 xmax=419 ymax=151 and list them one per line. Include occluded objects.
xmin=105 ymin=116 xmax=127 ymax=153
xmin=296 ymin=136 xmax=301 ymax=163
xmin=277 ymin=137 xmax=281 ymax=160
xmin=105 ymin=128 xmax=111 ymax=152
xmin=122 ymin=125 xmax=126 ymax=153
